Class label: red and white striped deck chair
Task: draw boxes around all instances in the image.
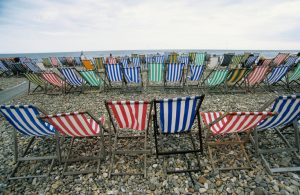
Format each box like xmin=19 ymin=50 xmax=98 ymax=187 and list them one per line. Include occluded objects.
xmin=40 ymin=112 xmax=106 ymax=175
xmin=41 ymin=72 xmax=66 ymax=94
xmin=244 ymin=64 xmax=271 ymax=91
xmin=271 ymin=53 xmax=289 ymax=67
xmin=105 ymin=100 xmax=153 ymax=178
xmin=200 ymin=111 xmax=276 ymax=171
xmin=50 ymin=57 xmax=61 ymax=67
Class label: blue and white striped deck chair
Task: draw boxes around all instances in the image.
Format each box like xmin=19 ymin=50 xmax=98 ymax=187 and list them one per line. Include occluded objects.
xmin=24 ymin=62 xmax=42 ymax=73
xmin=253 ymin=95 xmax=300 ymax=174
xmin=179 ymin=55 xmax=189 ymax=66
xmin=0 ymin=60 xmax=11 ymax=76
xmin=265 ymin=65 xmax=290 ymax=87
xmin=121 ymin=57 xmax=129 ymax=68
xmin=59 ymin=67 xmax=85 ymax=93
xmin=282 ymin=55 xmax=298 ymax=67
xmin=164 ymin=63 xmax=185 ymax=88
xmin=146 ymin=56 xmax=153 ymax=64
xmin=74 ymin=57 xmax=82 ymax=66
xmin=153 ymin=95 xmax=205 ymax=174
xmin=0 ymin=105 xmax=58 ymax=179
xmin=185 ymin=65 xmax=206 ymax=87
xmin=154 ymin=56 xmax=165 ymax=63
xmin=244 ymin=56 xmax=258 ymax=68
xmin=104 ymin=64 xmax=123 ymax=89
xmin=123 ymin=66 xmax=143 ymax=89
xmin=131 ymin=57 xmax=140 ymax=67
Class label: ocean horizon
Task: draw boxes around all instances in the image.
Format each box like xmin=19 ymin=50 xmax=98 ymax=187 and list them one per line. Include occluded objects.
xmin=0 ymin=49 xmax=298 ymax=59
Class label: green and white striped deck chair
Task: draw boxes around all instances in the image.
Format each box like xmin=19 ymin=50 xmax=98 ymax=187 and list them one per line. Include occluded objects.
xmin=24 ymin=73 xmax=47 ymax=94
xmin=204 ymin=69 xmax=229 ymax=92
xmin=195 ymin=53 xmax=206 ymax=65
xmin=286 ymin=62 xmax=300 ymax=90
xmin=229 ymin=55 xmax=243 ymax=68
xmin=79 ymin=70 xmax=103 ymax=90
xmin=147 ymin=63 xmax=164 ymax=87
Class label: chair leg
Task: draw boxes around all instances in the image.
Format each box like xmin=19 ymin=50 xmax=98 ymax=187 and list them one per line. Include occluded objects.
xmin=63 ymin=137 xmax=75 ymax=174
xmin=109 ymin=133 xmax=118 ymax=178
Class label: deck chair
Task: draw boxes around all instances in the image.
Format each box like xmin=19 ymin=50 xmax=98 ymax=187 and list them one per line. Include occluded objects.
xmin=24 ymin=73 xmax=48 ymax=94
xmin=243 ymin=65 xmax=271 ymax=92
xmin=131 ymin=57 xmax=140 ymax=67
xmin=105 ymin=100 xmax=153 ymax=177
xmin=169 ymin=53 xmax=179 ymax=64
xmin=123 ymin=66 xmax=143 ymax=91
xmin=58 ymin=57 xmax=67 ymax=65
xmin=107 ymin=57 xmax=117 ymax=65
xmin=41 ymin=72 xmax=66 ymax=94
xmin=104 ymin=64 xmax=123 ymax=90
xmin=240 ymin=53 xmax=251 ymax=65
xmin=179 ymin=55 xmax=189 ymax=66
xmin=94 ymin=57 xmax=105 ymax=72
xmin=164 ymin=63 xmax=185 ymax=88
xmin=0 ymin=105 xmax=58 ymax=179
xmin=153 ymin=95 xmax=205 ymax=174
xmin=244 ymin=55 xmax=259 ymax=68
xmin=58 ymin=67 xmax=85 ymax=93
xmin=39 ymin=112 xmax=106 ymax=175
xmin=264 ymin=65 xmax=291 ymax=90
xmin=50 ymin=57 xmax=61 ymax=67
xmin=229 ymin=55 xmax=243 ymax=68
xmin=12 ymin=62 xmax=27 ymax=74
xmin=147 ymin=63 xmax=164 ymax=87
xmin=252 ymin=95 xmax=300 ymax=174
xmin=271 ymin=53 xmax=289 ymax=67
xmin=185 ymin=65 xmax=206 ymax=87
xmin=220 ymin=53 xmax=234 ymax=67
xmin=203 ymin=69 xmax=230 ymax=92
xmin=42 ymin=58 xmax=53 ymax=69
xmin=120 ymin=57 xmax=129 ymax=68
xmin=189 ymin=52 xmax=197 ymax=64
xmin=282 ymin=55 xmax=298 ymax=67
xmin=35 ymin=62 xmax=47 ymax=71
xmin=65 ymin=57 xmax=75 ymax=66
xmin=23 ymin=62 xmax=42 ymax=73
xmin=82 ymin=59 xmax=95 ymax=70
xmin=195 ymin=53 xmax=206 ymax=66
xmin=154 ymin=55 xmax=165 ymax=63
xmin=0 ymin=61 xmax=12 ymax=76
xmin=201 ymin=111 xmax=275 ymax=171
xmin=226 ymin=68 xmax=249 ymax=91
xmin=286 ymin=62 xmax=300 ymax=90
xmin=79 ymin=70 xmax=103 ymax=90
xmin=74 ymin=57 xmax=82 ymax=66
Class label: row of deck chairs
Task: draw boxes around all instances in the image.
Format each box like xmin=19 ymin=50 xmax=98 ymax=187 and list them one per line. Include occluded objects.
xmin=1 ymin=94 xmax=299 ymax=179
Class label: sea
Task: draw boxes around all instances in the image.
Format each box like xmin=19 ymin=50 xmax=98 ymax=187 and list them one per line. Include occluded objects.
xmin=0 ymin=49 xmax=298 ymax=59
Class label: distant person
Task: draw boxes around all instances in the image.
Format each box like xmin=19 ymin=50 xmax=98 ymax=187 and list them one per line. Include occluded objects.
xmin=107 ymin=53 xmax=116 ymax=64
xmin=80 ymin=51 xmax=88 ymax=60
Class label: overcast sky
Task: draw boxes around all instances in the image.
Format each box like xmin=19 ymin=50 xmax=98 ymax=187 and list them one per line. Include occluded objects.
xmin=0 ymin=0 xmax=299 ymax=53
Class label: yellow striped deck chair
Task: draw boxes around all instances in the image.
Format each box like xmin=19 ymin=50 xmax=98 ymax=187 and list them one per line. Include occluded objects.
xmin=82 ymin=59 xmax=95 ymax=70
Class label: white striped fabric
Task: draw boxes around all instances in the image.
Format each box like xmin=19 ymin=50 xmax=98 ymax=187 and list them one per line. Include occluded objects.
xmin=0 ymin=105 xmax=55 ymax=136
xmin=257 ymin=95 xmax=300 ymax=130
xmin=245 ymin=56 xmax=258 ymax=67
xmin=123 ymin=67 xmax=141 ymax=83
xmin=0 ymin=61 xmax=9 ymax=71
xmin=61 ymin=68 xmax=84 ymax=86
xmin=105 ymin=64 xmax=123 ymax=82
xmin=121 ymin=58 xmax=129 ymax=68
xmin=246 ymin=66 xmax=269 ymax=86
xmin=131 ymin=57 xmax=140 ymax=67
xmin=158 ymin=96 xmax=201 ymax=133
xmin=266 ymin=65 xmax=290 ymax=84
xmin=154 ymin=56 xmax=164 ymax=63
xmin=166 ymin=63 xmax=184 ymax=82
xmin=283 ymin=56 xmax=298 ymax=67
xmin=146 ymin=56 xmax=153 ymax=64
xmin=189 ymin=65 xmax=205 ymax=81
xmin=179 ymin=56 xmax=189 ymax=65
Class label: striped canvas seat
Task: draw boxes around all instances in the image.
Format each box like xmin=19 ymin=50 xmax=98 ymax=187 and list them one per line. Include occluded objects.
xmin=245 ymin=66 xmax=269 ymax=86
xmin=189 ymin=65 xmax=205 ymax=81
xmin=58 ymin=57 xmax=67 ymax=65
xmin=169 ymin=53 xmax=179 ymax=63
xmin=0 ymin=105 xmax=55 ymax=136
xmin=157 ymin=96 xmax=203 ymax=133
xmin=244 ymin=56 xmax=258 ymax=68
xmin=74 ymin=57 xmax=82 ymax=66
xmin=42 ymin=72 xmax=65 ymax=87
xmin=94 ymin=57 xmax=105 ymax=71
xmin=13 ymin=63 xmax=27 ymax=73
xmin=121 ymin=57 xmax=129 ymax=68
xmin=272 ymin=53 xmax=289 ymax=66
xmin=24 ymin=62 xmax=42 ymax=73
xmin=105 ymin=64 xmax=123 ymax=82
xmin=226 ymin=68 xmax=247 ymax=86
xmin=106 ymin=101 xmax=150 ymax=131
xmin=288 ymin=62 xmax=300 ymax=82
xmin=207 ymin=69 xmax=229 ymax=86
xmin=42 ymin=58 xmax=53 ymax=68
xmin=0 ymin=61 xmax=9 ymax=73
xmin=265 ymin=65 xmax=290 ymax=85
xmin=60 ymin=68 xmax=85 ymax=86
xmin=50 ymin=57 xmax=60 ymax=67
xmin=220 ymin=54 xmax=234 ymax=66
xmin=41 ymin=112 xmax=104 ymax=137
xmin=257 ymin=95 xmax=300 ymax=130
xmin=154 ymin=56 xmax=164 ymax=63
xmin=123 ymin=66 xmax=141 ymax=83
xmin=229 ymin=55 xmax=243 ymax=68
xmin=131 ymin=57 xmax=140 ymax=67
xmin=107 ymin=57 xmax=117 ymax=65
xmin=79 ymin=70 xmax=102 ymax=87
xmin=166 ymin=63 xmax=184 ymax=82
xmin=148 ymin=63 xmax=164 ymax=82
xmin=201 ymin=112 xmax=275 ymax=135
xmin=195 ymin=53 xmax=205 ymax=65
xmin=179 ymin=55 xmax=189 ymax=65
xmin=25 ymin=73 xmax=47 ymax=86
xmin=82 ymin=60 xmax=95 ymax=70
xmin=145 ymin=56 xmax=153 ymax=64
xmin=283 ymin=56 xmax=298 ymax=67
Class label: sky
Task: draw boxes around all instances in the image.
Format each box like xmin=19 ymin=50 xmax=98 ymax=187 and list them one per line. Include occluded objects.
xmin=0 ymin=0 xmax=299 ymax=53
